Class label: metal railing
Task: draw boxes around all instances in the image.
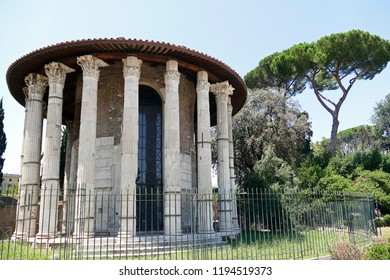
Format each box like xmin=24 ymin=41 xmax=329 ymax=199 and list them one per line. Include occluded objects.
xmin=0 ymin=187 xmax=377 ymax=260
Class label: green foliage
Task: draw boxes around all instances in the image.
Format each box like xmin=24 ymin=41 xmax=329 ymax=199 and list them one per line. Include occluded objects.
xmin=4 ymin=182 xmax=18 ymax=197
xmin=377 ymin=214 xmax=390 ymax=228
xmin=382 ymin=154 xmax=390 ymax=173
xmin=372 ymin=93 xmax=390 ymax=152
xmin=246 ymin=30 xmax=390 ymax=156
xmin=298 ymin=141 xmax=390 ymax=216
xmin=336 ymin=125 xmax=379 ymax=155
xmin=351 ymin=170 xmax=390 ymax=214
xmin=324 ymin=149 xmax=384 ymax=178
xmin=364 ymin=244 xmax=390 ymax=260
xmin=239 ymin=150 xmax=295 ymax=231
xmin=232 ymin=89 xmax=312 ymax=185
xmin=298 ymin=160 xmax=324 ymax=189
xmin=383 ymin=214 xmax=390 ymax=226
xmin=376 ymin=218 xmax=384 ymax=227
xmin=311 ymin=139 xmax=332 ymax=166
xmin=317 ymin=174 xmax=353 ymax=192
xmin=0 ymin=98 xmax=6 ymax=184
xmin=325 ymin=155 xmax=356 ymax=178
xmin=355 ymin=149 xmax=383 ymax=171
xmin=252 ymin=148 xmax=294 ymax=191
xmin=315 ymin=30 xmax=390 ymax=80
xmin=244 ymin=52 xmax=306 ymax=98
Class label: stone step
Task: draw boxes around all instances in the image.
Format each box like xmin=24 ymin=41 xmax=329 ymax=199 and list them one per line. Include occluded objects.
xmin=74 ymin=236 xmax=228 ymax=259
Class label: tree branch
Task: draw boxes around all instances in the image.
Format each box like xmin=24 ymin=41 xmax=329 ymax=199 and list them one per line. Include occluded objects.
xmin=308 ymin=75 xmax=334 ymax=116
xmin=318 ymin=92 xmax=337 ymax=107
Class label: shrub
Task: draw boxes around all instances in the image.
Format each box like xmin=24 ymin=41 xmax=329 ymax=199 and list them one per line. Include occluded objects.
xmin=329 ymin=241 xmax=364 ymax=260
xmin=371 ymin=236 xmax=389 ymax=245
xmin=383 ymin=214 xmax=390 ymax=226
xmin=317 ymin=174 xmax=353 ymax=192
xmin=364 ymin=244 xmax=390 ymax=260
xmin=376 ymin=218 xmax=384 ymax=228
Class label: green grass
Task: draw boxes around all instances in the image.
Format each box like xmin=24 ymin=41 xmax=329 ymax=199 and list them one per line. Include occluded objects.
xmin=108 ymin=229 xmax=353 ymax=260
xmin=0 ymin=228 xmax=371 ymax=260
xmin=0 ymin=240 xmax=50 ymax=260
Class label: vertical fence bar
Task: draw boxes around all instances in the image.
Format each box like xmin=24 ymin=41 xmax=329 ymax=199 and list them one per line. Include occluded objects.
xmin=1 ymin=188 xmax=378 ymax=260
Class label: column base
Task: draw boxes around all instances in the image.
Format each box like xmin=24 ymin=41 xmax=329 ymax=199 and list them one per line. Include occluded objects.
xmin=164 ymin=231 xmax=182 ymax=237
xmin=36 ymin=232 xmax=58 ymax=240
xmin=197 ymin=229 xmax=215 ymax=235
xmin=11 ymin=232 xmax=33 ymax=241
xmin=117 ymin=232 xmax=135 ymax=241
xmin=72 ymin=232 xmax=95 ymax=240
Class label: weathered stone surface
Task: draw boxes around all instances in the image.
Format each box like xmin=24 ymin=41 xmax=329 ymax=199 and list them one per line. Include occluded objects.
xmin=14 ymin=73 xmax=47 ymax=239
xmin=74 ymin=55 xmax=108 ymax=238
xmin=196 ymin=71 xmax=214 ymax=234
xmin=163 ymin=60 xmax=182 ymax=236
xmin=37 ymin=62 xmax=74 ymax=239
xmin=211 ymin=81 xmax=234 ymax=233
xmin=15 ymin=53 xmax=240 ymax=240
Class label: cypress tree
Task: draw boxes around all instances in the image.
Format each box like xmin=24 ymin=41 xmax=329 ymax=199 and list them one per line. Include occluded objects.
xmin=0 ymin=98 xmax=7 ymax=184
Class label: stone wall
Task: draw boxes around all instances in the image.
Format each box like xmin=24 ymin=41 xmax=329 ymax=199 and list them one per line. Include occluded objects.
xmin=97 ymin=62 xmax=124 ymax=145
xmin=0 ymin=200 xmax=17 ymax=238
xmin=70 ymin=60 xmax=198 ymax=235
xmin=94 ymin=137 xmax=120 ymax=236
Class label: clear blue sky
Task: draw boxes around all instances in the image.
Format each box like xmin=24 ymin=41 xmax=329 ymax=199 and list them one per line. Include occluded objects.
xmin=1 ymin=0 xmax=390 ymax=174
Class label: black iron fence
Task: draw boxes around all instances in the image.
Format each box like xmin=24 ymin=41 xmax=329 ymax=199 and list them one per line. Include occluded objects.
xmin=0 ymin=187 xmax=377 ymax=260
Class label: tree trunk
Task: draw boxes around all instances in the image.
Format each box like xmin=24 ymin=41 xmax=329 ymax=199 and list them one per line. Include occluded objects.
xmin=330 ymin=114 xmax=340 ymax=156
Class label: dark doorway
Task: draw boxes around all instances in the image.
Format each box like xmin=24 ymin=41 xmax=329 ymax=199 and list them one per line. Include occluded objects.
xmin=136 ymin=85 xmax=163 ymax=232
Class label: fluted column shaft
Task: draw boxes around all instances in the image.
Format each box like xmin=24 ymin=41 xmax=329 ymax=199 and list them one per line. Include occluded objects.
xmin=163 ymin=60 xmax=182 ymax=236
xmin=66 ymin=137 xmax=78 ymax=235
xmin=74 ymin=55 xmax=108 ymax=238
xmin=36 ymin=62 xmax=74 ymax=239
xmin=13 ymin=73 xmax=48 ymax=239
xmin=211 ymin=81 xmax=234 ymax=233
xmin=19 ymin=87 xmax=28 ymax=185
xmin=62 ymin=121 xmax=75 ymax=234
xmin=228 ymin=97 xmax=239 ymax=231
xmin=119 ymin=56 xmax=142 ymax=237
xmin=196 ymin=71 xmax=214 ymax=234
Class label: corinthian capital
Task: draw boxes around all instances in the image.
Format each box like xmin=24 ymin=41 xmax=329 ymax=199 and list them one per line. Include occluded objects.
xmin=77 ymin=55 xmax=109 ymax=79
xmin=196 ymin=81 xmax=210 ymax=92
xmin=22 ymin=87 xmax=29 ymax=104
xmin=164 ymin=70 xmax=180 ymax=83
xmin=45 ymin=62 xmax=75 ymax=85
xmin=210 ymin=81 xmax=234 ymax=96
xmin=196 ymin=71 xmax=210 ymax=92
xmin=164 ymin=60 xmax=180 ymax=83
xmin=24 ymin=73 xmax=48 ymax=100
xmin=122 ymin=56 xmax=142 ymax=78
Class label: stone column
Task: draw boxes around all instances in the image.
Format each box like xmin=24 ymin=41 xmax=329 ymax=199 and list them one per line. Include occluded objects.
xmin=13 ymin=73 xmax=48 ymax=239
xmin=210 ymin=81 xmax=234 ymax=233
xmin=119 ymin=56 xmax=142 ymax=238
xmin=19 ymin=87 xmax=28 ymax=185
xmin=74 ymin=55 xmax=108 ymax=238
xmin=62 ymin=121 xmax=75 ymax=235
xmin=228 ymin=97 xmax=240 ymax=231
xmin=163 ymin=60 xmax=182 ymax=236
xmin=196 ymin=71 xmax=214 ymax=234
xmin=36 ymin=62 xmax=74 ymax=239
xmin=67 ymin=138 xmax=79 ymax=235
